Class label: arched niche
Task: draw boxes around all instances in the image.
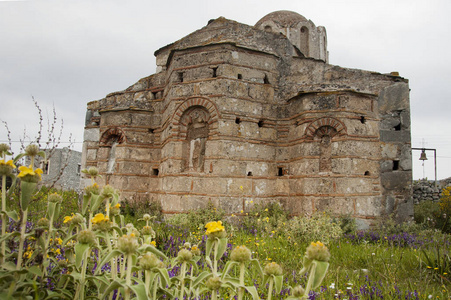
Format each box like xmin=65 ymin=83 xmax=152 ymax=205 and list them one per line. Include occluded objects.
xmin=300 ymin=26 xmax=309 ymax=56
xmin=100 ymin=127 xmax=125 ymax=174
xmin=180 ymin=106 xmax=210 ymax=172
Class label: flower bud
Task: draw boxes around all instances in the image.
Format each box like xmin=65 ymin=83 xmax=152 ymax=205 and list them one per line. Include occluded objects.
xmin=37 ymin=217 xmax=49 ymax=227
xmin=305 ymin=241 xmax=330 ymax=262
xmin=117 ymin=234 xmax=139 ymax=255
xmin=110 ymin=203 xmax=121 ymax=216
xmin=292 ymin=285 xmax=305 ymax=297
xmin=191 ymin=245 xmax=201 ymax=256
xmin=139 ymin=252 xmax=159 ymax=270
xmin=141 ymin=226 xmax=155 ymax=237
xmin=77 ymin=229 xmax=96 ymax=245
xmin=84 ymin=183 xmax=100 ymax=195
xmin=0 ymin=159 xmax=15 ymax=176
xmin=142 ymin=214 xmax=152 ymax=221
xmin=82 ymin=166 xmax=99 ymax=177
xmin=101 ymin=185 xmax=116 ymax=198
xmin=71 ymin=214 xmax=84 ymax=225
xmin=205 ymin=276 xmax=222 ymax=291
xmin=230 ymin=245 xmax=251 ymax=262
xmin=0 ymin=143 xmax=10 ymax=154
xmin=177 ymin=249 xmax=193 ymax=262
xmin=264 ymin=262 xmax=283 ymax=276
xmin=48 ymin=193 xmax=62 ymax=203
xmin=58 ymin=259 xmax=68 ymax=268
xmin=25 ymin=144 xmax=40 ymax=157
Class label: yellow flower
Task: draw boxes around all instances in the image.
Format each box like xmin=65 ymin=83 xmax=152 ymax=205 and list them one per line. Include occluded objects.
xmin=205 ymin=221 xmax=225 ymax=235
xmin=18 ymin=165 xmax=43 ymax=180
xmin=63 ymin=214 xmax=74 ymax=224
xmin=91 ymin=213 xmax=109 ymax=225
xmin=151 ymin=240 xmax=156 ymax=246
xmin=0 ymin=159 xmax=16 ymax=168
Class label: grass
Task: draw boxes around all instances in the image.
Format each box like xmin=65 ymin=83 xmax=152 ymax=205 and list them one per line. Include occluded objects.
xmin=155 ymin=215 xmax=450 ymax=299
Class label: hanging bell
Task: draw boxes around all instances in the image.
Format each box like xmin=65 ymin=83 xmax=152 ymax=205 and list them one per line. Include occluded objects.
xmin=419 ymin=149 xmax=428 ymax=161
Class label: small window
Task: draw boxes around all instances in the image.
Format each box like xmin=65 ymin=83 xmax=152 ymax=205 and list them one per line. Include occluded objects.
xmin=212 ymin=67 xmax=218 ymax=78
xmin=247 ymin=171 xmax=253 ymax=176
xmin=149 ymin=128 xmax=154 ymax=134
xmin=235 ymin=117 xmax=241 ymax=124
xmin=394 ymin=123 xmax=401 ymax=131
xmin=152 ymin=168 xmax=159 ymax=176
xmin=263 ymin=74 xmax=270 ymax=84
xmin=258 ymin=120 xmax=264 ymax=127
xmin=77 ymin=163 xmax=81 ymax=175
xmin=237 ymin=74 xmax=242 ymax=80
xmin=264 ymin=25 xmax=272 ymax=32
xmin=151 ymin=91 xmax=157 ymax=98
xmin=277 ymin=167 xmax=284 ymax=176
xmin=178 ymin=72 xmax=184 ymax=83
xmin=393 ymin=160 xmax=399 ymax=170
xmin=360 ymin=116 xmax=366 ymax=124
xmin=364 ymin=171 xmax=370 ymax=176
xmin=41 ymin=161 xmax=49 ymax=174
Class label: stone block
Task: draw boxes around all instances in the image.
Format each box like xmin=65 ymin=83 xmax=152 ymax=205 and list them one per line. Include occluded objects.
xmin=84 ymin=128 xmax=100 ymax=142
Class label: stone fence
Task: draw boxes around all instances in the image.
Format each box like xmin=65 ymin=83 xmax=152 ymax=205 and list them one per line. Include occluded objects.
xmin=412 ymin=178 xmax=451 ymax=204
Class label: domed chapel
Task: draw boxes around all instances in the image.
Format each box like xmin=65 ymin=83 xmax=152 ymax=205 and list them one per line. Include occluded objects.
xmin=81 ymin=11 xmax=413 ymax=227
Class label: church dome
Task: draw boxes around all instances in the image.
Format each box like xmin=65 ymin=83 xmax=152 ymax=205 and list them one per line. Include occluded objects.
xmin=255 ymin=10 xmax=308 ymax=28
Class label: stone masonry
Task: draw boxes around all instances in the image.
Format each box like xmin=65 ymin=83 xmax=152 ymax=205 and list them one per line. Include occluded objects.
xmin=81 ymin=11 xmax=413 ymax=227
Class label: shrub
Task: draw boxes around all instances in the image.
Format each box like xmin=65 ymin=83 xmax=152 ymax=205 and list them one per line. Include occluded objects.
xmin=283 ymin=212 xmax=342 ymax=245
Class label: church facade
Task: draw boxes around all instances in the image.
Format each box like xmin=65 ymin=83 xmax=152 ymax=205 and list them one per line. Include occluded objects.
xmin=81 ymin=11 xmax=413 ymax=227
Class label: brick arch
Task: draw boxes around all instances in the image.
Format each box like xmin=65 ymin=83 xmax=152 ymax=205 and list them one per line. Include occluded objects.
xmin=304 ymin=117 xmax=347 ymax=139
xmin=172 ymin=97 xmax=220 ymax=138
xmin=100 ymin=127 xmax=126 ymax=146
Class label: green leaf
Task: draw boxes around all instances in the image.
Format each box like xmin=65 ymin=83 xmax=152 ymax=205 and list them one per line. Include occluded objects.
xmin=82 ymin=194 xmax=91 ymax=215
xmin=129 ymin=282 xmax=148 ymax=300
xmin=95 ymin=249 xmax=123 ymax=275
xmin=3 ymin=210 xmax=19 ymax=222
xmin=215 ymin=237 xmax=228 ymax=261
xmin=47 ymin=202 xmax=56 ymax=221
xmin=138 ymin=244 xmax=167 ymax=260
xmin=101 ymin=279 xmax=125 ymax=299
xmin=74 ymin=243 xmax=90 ymax=269
xmin=221 ymin=261 xmax=239 ymax=279
xmin=299 ymin=255 xmax=313 ymax=276
xmin=312 ymin=261 xmax=329 ymax=289
xmin=37 ymin=150 xmax=46 ymax=159
xmin=274 ymin=275 xmax=283 ymax=294
xmin=205 ymin=237 xmax=214 ymax=258
xmin=20 ymin=181 xmax=36 ymax=210
xmin=243 ymin=285 xmax=260 ymax=300
xmin=28 ymin=265 xmax=42 ymax=277
xmin=191 ymin=271 xmax=211 ymax=288
xmin=155 ymin=267 xmax=171 ymax=288
xmin=90 ymin=194 xmax=103 ymax=212
xmin=249 ymin=258 xmax=263 ymax=279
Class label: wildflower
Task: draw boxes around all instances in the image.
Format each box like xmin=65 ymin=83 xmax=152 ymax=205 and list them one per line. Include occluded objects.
xmin=117 ymin=233 xmax=139 ymax=254
xmin=24 ymin=144 xmax=40 ymax=157
xmin=81 ymin=166 xmax=99 ymax=178
xmin=0 ymin=143 xmax=10 ymax=154
xmin=77 ymin=229 xmax=96 ymax=245
xmin=141 ymin=226 xmax=155 ymax=236
xmin=48 ymin=193 xmax=62 ymax=203
xmin=230 ymin=245 xmax=251 ymax=262
xmin=205 ymin=276 xmax=222 ymax=291
xmin=37 ymin=217 xmax=49 ymax=227
xmin=205 ymin=221 xmax=226 ymax=238
xmin=139 ymin=252 xmax=160 ymax=270
xmin=191 ymin=245 xmax=201 ymax=256
xmin=142 ymin=214 xmax=152 ymax=221
xmin=0 ymin=159 xmax=16 ymax=176
xmin=177 ymin=249 xmax=193 ymax=262
xmin=305 ymin=241 xmax=330 ymax=262
xmin=150 ymin=241 xmax=156 ymax=247
xmin=84 ymin=183 xmax=100 ymax=195
xmin=18 ymin=165 xmax=43 ymax=182
xmin=264 ymin=262 xmax=282 ymax=276
xmin=91 ymin=213 xmax=109 ymax=225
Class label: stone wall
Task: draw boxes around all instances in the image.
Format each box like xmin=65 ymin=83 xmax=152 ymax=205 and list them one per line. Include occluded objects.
xmin=80 ymin=11 xmax=413 ymax=228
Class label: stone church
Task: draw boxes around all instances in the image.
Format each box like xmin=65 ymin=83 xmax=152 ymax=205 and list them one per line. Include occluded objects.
xmin=81 ymin=11 xmax=413 ymax=227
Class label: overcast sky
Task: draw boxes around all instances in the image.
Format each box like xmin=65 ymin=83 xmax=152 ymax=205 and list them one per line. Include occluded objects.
xmin=1 ymin=0 xmax=450 ymax=180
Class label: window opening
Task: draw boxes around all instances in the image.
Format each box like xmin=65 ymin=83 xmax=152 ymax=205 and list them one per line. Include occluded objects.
xmin=212 ymin=67 xmax=218 ymax=78
xmin=394 ymin=123 xmax=401 ymax=131
xmin=237 ymin=74 xmax=242 ymax=80
xmin=152 ymin=168 xmax=159 ymax=176
xmin=393 ymin=160 xmax=400 ymax=170
xmin=149 ymin=128 xmax=154 ymax=134
xmin=360 ymin=116 xmax=366 ymax=124
xmin=263 ymin=74 xmax=270 ymax=84
xmin=247 ymin=171 xmax=253 ymax=176
xmin=258 ymin=120 xmax=264 ymax=127
xmin=364 ymin=171 xmax=370 ymax=176
xmin=278 ymin=167 xmax=284 ymax=176
xmin=235 ymin=117 xmax=241 ymax=124
xmin=178 ymin=72 xmax=184 ymax=83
